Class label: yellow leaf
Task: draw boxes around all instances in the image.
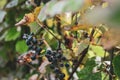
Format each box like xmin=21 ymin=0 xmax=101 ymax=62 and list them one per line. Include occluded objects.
xmin=33 ymin=7 xmax=41 ymax=18
xmin=46 ymin=18 xmax=54 ymax=27
xmin=15 ymin=13 xmax=35 ymax=26
xmin=59 ymin=13 xmax=72 ymax=26
xmin=102 ymin=2 xmax=108 ymax=8
xmin=61 ymin=67 xmax=69 ymax=80
xmin=25 ymin=13 xmax=35 ymax=24
xmin=70 ymin=24 xmax=91 ymax=31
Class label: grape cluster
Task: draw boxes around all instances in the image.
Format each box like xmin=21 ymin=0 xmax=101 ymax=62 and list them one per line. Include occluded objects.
xmin=23 ymin=33 xmax=43 ymax=60
xmin=45 ymin=49 xmax=70 ymax=80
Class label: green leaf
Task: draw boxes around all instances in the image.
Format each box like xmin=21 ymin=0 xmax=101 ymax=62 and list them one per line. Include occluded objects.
xmin=77 ymin=58 xmax=102 ymax=80
xmin=15 ymin=40 xmax=28 ymax=53
xmin=0 ymin=47 xmax=7 ymax=60
xmin=38 ymin=0 xmax=84 ymax=21
xmin=113 ymin=54 xmax=120 ymax=79
xmin=78 ymin=42 xmax=89 ymax=54
xmin=28 ymin=22 xmax=41 ymax=33
xmin=90 ymin=45 xmax=108 ymax=57
xmin=5 ymin=27 xmax=21 ymax=41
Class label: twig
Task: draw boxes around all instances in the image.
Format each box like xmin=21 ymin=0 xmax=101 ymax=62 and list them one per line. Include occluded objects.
xmin=36 ymin=19 xmax=74 ymax=52
xmin=36 ymin=19 xmax=61 ymax=41
xmin=57 ymin=40 xmax=61 ymax=50
xmin=68 ymin=28 xmax=95 ymax=80
xmin=103 ymin=50 xmax=106 ymax=61
xmin=68 ymin=45 xmax=89 ymax=80
xmin=75 ymin=13 xmax=78 ymax=39
xmin=109 ymin=48 xmax=114 ymax=80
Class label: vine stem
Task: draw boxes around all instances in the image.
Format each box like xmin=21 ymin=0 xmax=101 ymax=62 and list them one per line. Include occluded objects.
xmin=68 ymin=28 xmax=95 ymax=80
xmin=36 ymin=19 xmax=61 ymax=42
xmin=68 ymin=45 xmax=89 ymax=80
xmin=36 ymin=19 xmax=74 ymax=52
xmin=109 ymin=48 xmax=114 ymax=80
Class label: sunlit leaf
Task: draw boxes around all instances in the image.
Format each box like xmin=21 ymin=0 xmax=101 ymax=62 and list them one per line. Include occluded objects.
xmin=90 ymin=45 xmax=108 ymax=57
xmin=77 ymin=41 xmax=89 ymax=56
xmin=70 ymin=24 xmax=90 ymax=31
xmin=38 ymin=0 xmax=84 ymax=21
xmin=0 ymin=0 xmax=7 ymax=9
xmin=15 ymin=40 xmax=28 ymax=53
xmin=28 ymin=21 xmax=40 ymax=33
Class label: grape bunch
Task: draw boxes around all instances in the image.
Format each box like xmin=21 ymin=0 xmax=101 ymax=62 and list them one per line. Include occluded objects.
xmin=45 ymin=49 xmax=70 ymax=80
xmin=23 ymin=33 xmax=43 ymax=60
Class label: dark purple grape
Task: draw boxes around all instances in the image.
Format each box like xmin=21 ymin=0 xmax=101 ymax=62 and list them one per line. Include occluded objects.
xmin=59 ymin=63 xmax=64 ymax=67
xmin=28 ymin=36 xmax=33 ymax=41
xmin=48 ymin=57 xmax=53 ymax=62
xmin=55 ymin=53 xmax=62 ymax=58
xmin=54 ymin=68 xmax=60 ymax=73
xmin=59 ymin=73 xmax=65 ymax=79
xmin=32 ymin=38 xmax=37 ymax=44
xmin=61 ymin=56 xmax=66 ymax=61
xmin=46 ymin=50 xmax=52 ymax=55
xmin=31 ymin=54 xmax=36 ymax=60
xmin=65 ymin=63 xmax=69 ymax=67
xmin=49 ymin=64 xmax=55 ymax=69
xmin=28 ymin=45 xmax=33 ymax=50
xmin=32 ymin=46 xmax=37 ymax=50
xmin=26 ymin=39 xmax=31 ymax=45
xmin=36 ymin=47 xmax=42 ymax=53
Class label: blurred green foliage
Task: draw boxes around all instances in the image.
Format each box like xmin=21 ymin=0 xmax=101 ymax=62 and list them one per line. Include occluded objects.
xmin=0 ymin=0 xmax=120 ymax=80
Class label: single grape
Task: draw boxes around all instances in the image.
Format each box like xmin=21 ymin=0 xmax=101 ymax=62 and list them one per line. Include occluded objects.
xmin=55 ymin=53 xmax=62 ymax=58
xmin=28 ymin=36 xmax=33 ymax=41
xmin=54 ymin=68 xmax=60 ymax=73
xmin=61 ymin=56 xmax=66 ymax=61
xmin=46 ymin=50 xmax=52 ymax=55
xmin=26 ymin=39 xmax=31 ymax=45
xmin=49 ymin=64 xmax=55 ymax=69
xmin=59 ymin=73 xmax=65 ymax=79
xmin=28 ymin=45 xmax=33 ymax=50
xmin=59 ymin=63 xmax=64 ymax=67
xmin=48 ymin=57 xmax=53 ymax=62
xmin=65 ymin=63 xmax=69 ymax=67
xmin=32 ymin=38 xmax=37 ymax=44
xmin=36 ymin=47 xmax=42 ymax=53
xmin=31 ymin=54 xmax=36 ymax=60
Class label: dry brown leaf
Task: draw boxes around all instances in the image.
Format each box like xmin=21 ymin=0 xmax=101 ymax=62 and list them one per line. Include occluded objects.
xmin=64 ymin=34 xmax=74 ymax=48
xmin=15 ymin=13 xmax=35 ymax=26
xmin=101 ymin=29 xmax=120 ymax=50
xmin=70 ymin=24 xmax=91 ymax=31
xmin=29 ymin=74 xmax=38 ymax=80
xmin=38 ymin=57 xmax=50 ymax=74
